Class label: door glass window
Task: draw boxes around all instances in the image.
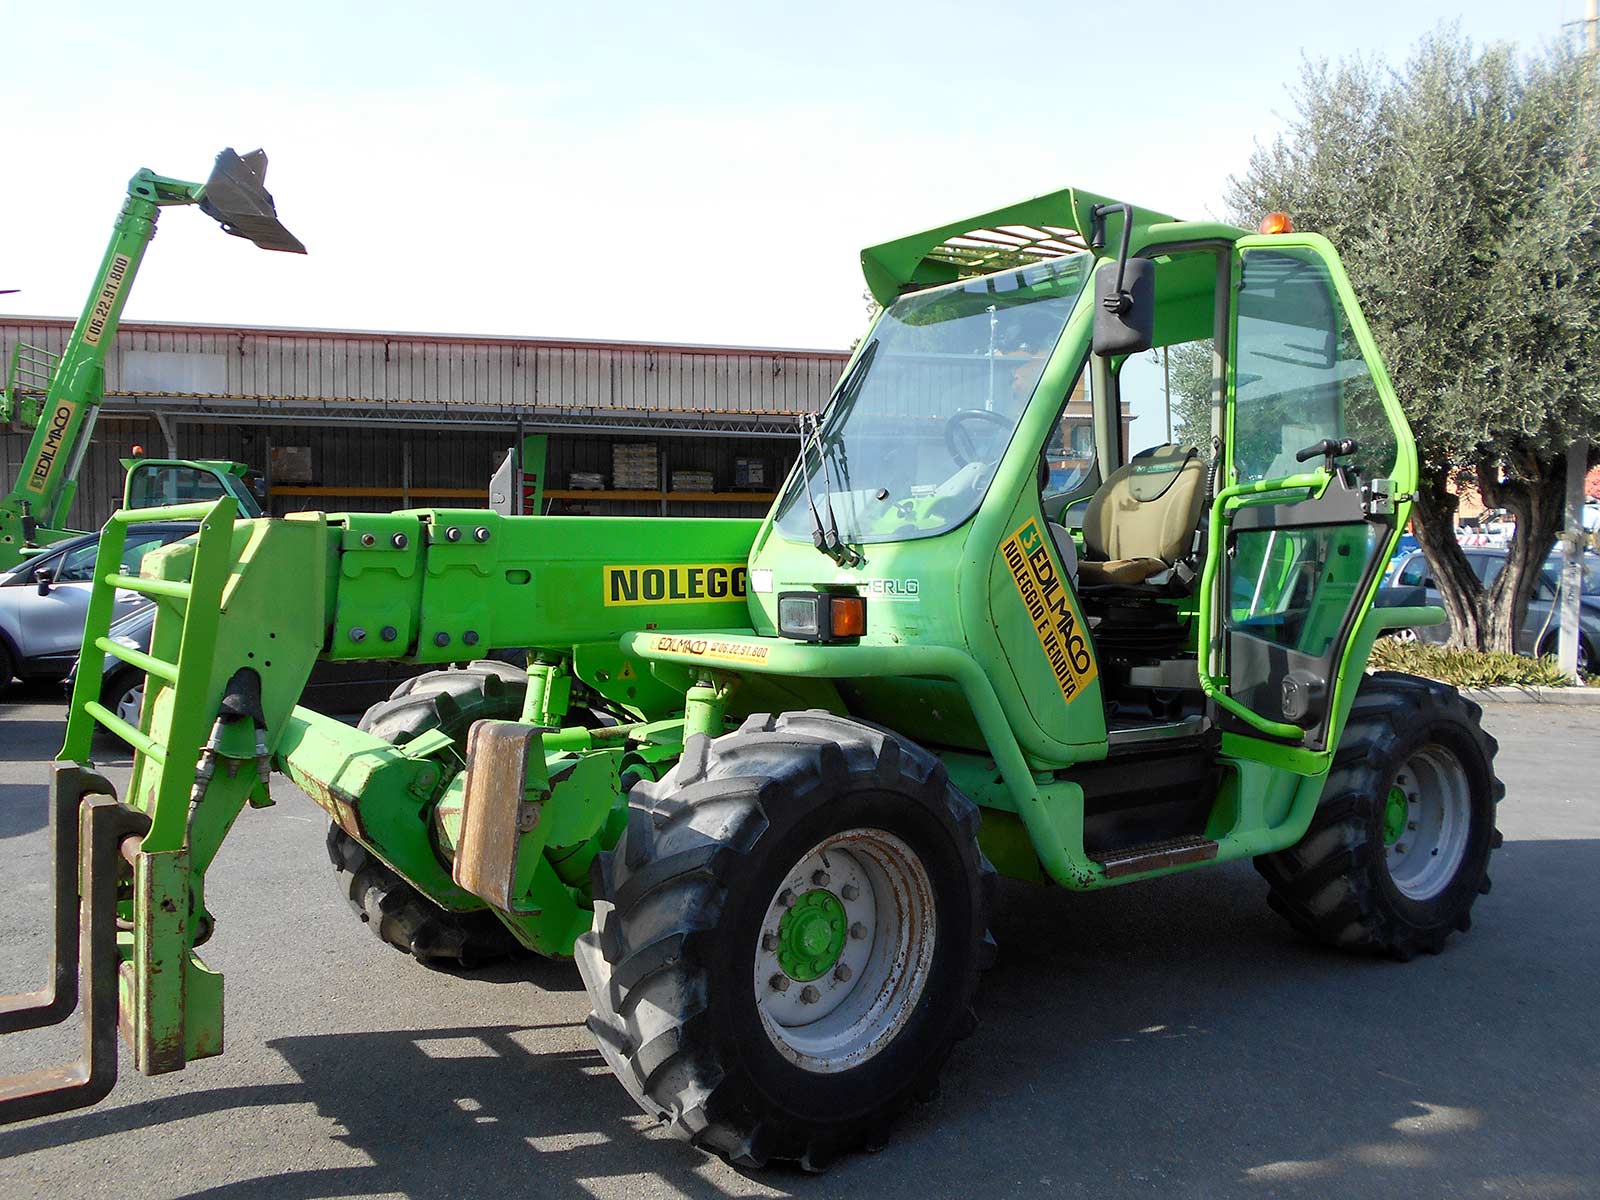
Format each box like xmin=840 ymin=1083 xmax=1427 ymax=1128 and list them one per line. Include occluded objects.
xmin=53 ymin=540 xmax=101 ymax=583
xmin=1117 ymin=339 xmax=1217 ymax=462
xmin=1230 ymin=523 xmax=1386 ymax=656
xmin=1396 ymin=556 xmax=1431 ymax=588
xmin=1232 ymin=248 xmax=1397 ymax=485
xmin=1041 ymin=362 xmax=1095 ymax=503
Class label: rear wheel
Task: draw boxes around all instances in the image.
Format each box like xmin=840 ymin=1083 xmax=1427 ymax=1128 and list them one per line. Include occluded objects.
xmin=327 ymin=662 xmax=530 ymax=968
xmin=103 ymin=668 xmax=145 ymax=726
xmin=577 ymin=710 xmax=994 ymax=1170
xmin=1255 ymin=672 xmax=1503 ymax=960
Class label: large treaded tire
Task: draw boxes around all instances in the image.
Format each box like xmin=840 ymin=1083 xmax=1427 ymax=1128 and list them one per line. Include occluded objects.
xmin=576 ymin=710 xmax=995 ymax=1171
xmin=1254 ymin=671 xmax=1504 ymax=961
xmin=326 ymin=662 xmax=529 ymax=968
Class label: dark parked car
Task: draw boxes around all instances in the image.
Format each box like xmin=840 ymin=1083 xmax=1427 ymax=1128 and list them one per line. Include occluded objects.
xmin=76 ymin=601 xmax=439 ymax=724
xmin=0 ymin=523 xmax=198 ymax=686
xmin=1379 ymin=547 xmax=1599 ymax=672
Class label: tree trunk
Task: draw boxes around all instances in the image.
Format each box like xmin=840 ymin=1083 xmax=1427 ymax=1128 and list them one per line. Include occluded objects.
xmin=1411 ymin=466 xmax=1488 ymax=649
xmin=1480 ymin=450 xmax=1566 ymax=655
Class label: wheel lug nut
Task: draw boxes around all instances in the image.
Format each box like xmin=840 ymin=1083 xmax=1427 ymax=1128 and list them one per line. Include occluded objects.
xmin=1408 ymin=822 xmax=1417 ymax=830
xmin=834 ymin=963 xmax=852 ymax=982
xmin=800 ymin=985 xmax=820 ymax=1004
xmin=778 ymin=889 xmax=795 ymax=907
xmin=1395 ymin=843 xmax=1406 ymax=853
xmin=761 ymin=932 xmax=779 ymax=952
xmin=812 ymin=870 xmax=830 ymax=887
xmin=840 ymin=883 xmax=859 ymax=901
xmin=769 ymin=974 xmax=789 ymax=992
xmin=849 ymin=922 xmax=868 ymax=940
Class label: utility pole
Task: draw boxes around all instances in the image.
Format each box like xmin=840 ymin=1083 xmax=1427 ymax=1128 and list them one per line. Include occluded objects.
xmin=1558 ymin=0 xmax=1598 ymax=680
xmin=1163 ymin=346 xmax=1172 ymax=443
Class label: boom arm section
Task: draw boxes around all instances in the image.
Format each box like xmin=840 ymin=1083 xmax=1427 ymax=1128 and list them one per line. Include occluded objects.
xmin=0 ymin=502 xmax=760 ymax=1121
xmin=0 ymin=150 xmax=302 ymax=568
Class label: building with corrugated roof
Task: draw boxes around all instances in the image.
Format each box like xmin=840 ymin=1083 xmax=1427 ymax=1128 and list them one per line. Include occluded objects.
xmin=0 ymin=317 xmax=847 ymax=527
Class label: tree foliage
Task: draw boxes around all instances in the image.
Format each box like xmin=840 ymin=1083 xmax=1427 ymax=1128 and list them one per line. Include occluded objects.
xmin=1225 ymin=26 xmax=1600 ymax=650
xmin=1166 ymin=340 xmax=1215 ymax=455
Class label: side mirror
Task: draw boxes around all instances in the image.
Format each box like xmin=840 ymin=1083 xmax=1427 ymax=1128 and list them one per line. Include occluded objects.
xmin=34 ymin=568 xmax=51 ymax=597
xmin=1092 ymin=257 xmax=1156 ymax=357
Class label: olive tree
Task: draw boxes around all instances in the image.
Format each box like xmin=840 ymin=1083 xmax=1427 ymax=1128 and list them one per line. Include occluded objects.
xmin=1225 ymin=28 xmax=1600 ymax=651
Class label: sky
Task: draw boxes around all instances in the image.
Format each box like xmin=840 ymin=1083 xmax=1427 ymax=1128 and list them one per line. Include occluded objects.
xmin=0 ymin=0 xmax=1588 ymax=365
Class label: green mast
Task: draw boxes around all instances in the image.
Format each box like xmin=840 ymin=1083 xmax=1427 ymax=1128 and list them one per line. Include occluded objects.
xmin=0 ymin=150 xmax=304 ymax=567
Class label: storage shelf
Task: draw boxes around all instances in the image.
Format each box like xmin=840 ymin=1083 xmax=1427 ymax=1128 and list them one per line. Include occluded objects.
xmin=269 ymin=485 xmax=778 ymax=505
xmin=547 ymin=489 xmax=778 ymax=504
xmin=271 ymin=485 xmax=487 ymax=499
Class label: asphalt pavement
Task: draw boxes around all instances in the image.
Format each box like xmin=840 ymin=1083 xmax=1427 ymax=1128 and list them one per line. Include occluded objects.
xmin=0 ymin=683 xmax=1595 ymax=1200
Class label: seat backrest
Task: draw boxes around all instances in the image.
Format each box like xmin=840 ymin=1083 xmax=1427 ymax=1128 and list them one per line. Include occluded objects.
xmin=1081 ymin=444 xmax=1206 ymax=565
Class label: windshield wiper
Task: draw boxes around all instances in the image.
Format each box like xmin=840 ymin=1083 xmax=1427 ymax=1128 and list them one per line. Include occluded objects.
xmin=796 ymin=413 xmax=859 ymax=566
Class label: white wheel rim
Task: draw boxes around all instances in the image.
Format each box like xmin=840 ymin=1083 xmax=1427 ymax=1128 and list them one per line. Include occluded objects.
xmin=753 ymin=827 xmax=937 ymax=1073
xmin=1384 ymin=745 xmax=1472 ymax=901
xmin=115 ymin=681 xmax=144 ymax=726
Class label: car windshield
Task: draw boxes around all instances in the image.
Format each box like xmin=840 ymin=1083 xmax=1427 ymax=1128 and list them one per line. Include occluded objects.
xmin=773 ymin=254 xmax=1091 ymax=546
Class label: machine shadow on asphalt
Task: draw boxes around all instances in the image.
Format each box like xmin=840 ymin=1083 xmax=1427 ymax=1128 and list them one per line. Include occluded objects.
xmin=3 ymin=842 xmax=1594 ymax=1198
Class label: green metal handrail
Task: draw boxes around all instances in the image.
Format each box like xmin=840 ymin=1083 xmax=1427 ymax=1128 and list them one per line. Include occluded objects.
xmin=1195 ymin=470 xmax=1329 ymax=741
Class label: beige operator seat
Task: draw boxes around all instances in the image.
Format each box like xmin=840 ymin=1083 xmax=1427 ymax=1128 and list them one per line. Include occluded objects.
xmin=1075 ymin=444 xmax=1206 ymax=587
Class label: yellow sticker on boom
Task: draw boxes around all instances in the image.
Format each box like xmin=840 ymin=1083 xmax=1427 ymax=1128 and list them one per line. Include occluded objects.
xmin=1000 ymin=518 xmax=1098 ymax=702
xmin=604 ymin=563 xmax=747 ymax=606
xmin=651 ymin=634 xmax=770 ymax=665
xmin=83 ymin=253 xmax=132 ymax=347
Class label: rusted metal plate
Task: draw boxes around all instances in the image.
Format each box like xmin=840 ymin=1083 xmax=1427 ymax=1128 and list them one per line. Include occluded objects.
xmin=298 ymin=776 xmax=365 ymax=841
xmin=1096 ymin=835 xmax=1218 ymax=879
xmin=454 ymin=721 xmax=540 ymax=910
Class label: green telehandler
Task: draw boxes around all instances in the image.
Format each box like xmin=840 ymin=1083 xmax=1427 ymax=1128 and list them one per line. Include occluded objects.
xmin=0 ymin=187 xmax=1501 ymax=1171
xmin=0 ymin=149 xmax=302 ymax=570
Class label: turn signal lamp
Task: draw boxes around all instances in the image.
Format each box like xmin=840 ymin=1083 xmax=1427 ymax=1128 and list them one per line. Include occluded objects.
xmin=830 ymin=595 xmax=867 ymax=638
xmin=778 ymin=591 xmax=867 ymax=642
xmin=1258 ymin=211 xmax=1294 ymax=235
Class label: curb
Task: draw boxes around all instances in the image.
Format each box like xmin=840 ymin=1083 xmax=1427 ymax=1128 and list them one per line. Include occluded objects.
xmin=1458 ymin=686 xmax=1600 ymax=706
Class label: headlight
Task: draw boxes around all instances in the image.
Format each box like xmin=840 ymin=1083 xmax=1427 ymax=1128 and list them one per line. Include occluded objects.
xmin=777 ymin=591 xmax=866 ymax=642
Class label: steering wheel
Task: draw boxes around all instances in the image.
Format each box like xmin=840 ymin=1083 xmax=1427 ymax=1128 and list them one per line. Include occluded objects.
xmin=944 ymin=409 xmax=1013 ymax=467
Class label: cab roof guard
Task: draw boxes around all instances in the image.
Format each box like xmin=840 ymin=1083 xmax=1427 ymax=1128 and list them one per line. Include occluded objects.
xmin=859 ymin=186 xmax=1181 ymax=305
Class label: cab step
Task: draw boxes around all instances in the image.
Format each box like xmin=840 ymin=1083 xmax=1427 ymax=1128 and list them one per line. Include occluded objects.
xmin=1094 ymin=834 xmax=1218 ymax=879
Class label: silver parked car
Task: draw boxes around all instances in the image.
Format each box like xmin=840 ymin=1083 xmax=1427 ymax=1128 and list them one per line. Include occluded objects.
xmin=1380 ymin=548 xmax=1599 ymax=672
xmin=0 ymin=523 xmax=197 ymax=686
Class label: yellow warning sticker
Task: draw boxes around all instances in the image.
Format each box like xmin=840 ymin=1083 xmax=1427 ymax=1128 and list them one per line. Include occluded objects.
xmin=24 ymin=399 xmax=78 ymax=495
xmin=604 ymin=563 xmax=747 ymax=607
xmin=651 ymin=634 xmax=771 ymax=666
xmin=1000 ymin=518 xmax=1098 ymax=702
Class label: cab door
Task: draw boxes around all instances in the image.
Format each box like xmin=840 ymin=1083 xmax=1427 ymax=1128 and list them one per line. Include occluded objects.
xmin=1198 ymin=234 xmax=1417 ymax=754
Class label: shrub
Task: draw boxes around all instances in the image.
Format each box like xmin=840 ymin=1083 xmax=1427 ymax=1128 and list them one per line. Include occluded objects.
xmin=1367 ymin=638 xmax=1590 ymax=688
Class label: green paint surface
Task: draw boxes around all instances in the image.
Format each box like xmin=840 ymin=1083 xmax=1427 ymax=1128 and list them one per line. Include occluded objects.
xmin=778 ymin=890 xmax=847 ymax=981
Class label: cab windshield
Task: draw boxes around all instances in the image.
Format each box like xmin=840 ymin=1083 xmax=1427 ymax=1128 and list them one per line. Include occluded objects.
xmin=774 ymin=254 xmax=1091 ymax=546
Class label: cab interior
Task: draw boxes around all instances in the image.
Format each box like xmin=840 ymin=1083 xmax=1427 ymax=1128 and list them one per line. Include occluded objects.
xmin=1039 ymin=244 xmax=1228 ymax=745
